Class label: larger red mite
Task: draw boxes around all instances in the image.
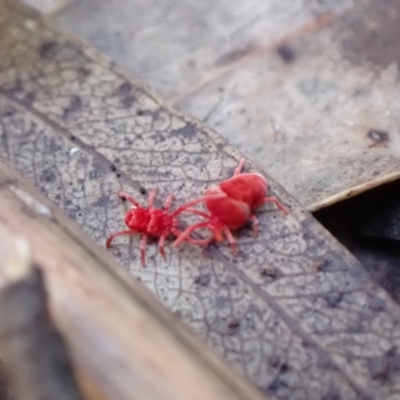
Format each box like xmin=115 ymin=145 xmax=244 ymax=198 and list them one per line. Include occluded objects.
xmin=173 ymin=158 xmax=289 ymax=254
xmin=106 ymin=189 xmax=224 ymax=266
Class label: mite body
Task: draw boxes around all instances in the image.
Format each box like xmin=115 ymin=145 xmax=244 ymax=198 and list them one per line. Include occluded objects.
xmin=173 ymin=158 xmax=289 ymax=254
xmin=106 ymin=190 xmax=179 ymax=266
xmin=106 ymin=190 xmax=224 ymax=266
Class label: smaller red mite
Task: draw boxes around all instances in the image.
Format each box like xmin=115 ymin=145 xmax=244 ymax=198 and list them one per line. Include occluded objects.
xmin=173 ymin=158 xmax=289 ymax=254
xmin=106 ymin=189 xmax=224 ymax=266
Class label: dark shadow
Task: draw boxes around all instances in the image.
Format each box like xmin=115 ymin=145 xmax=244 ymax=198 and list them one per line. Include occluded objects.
xmin=314 ymin=178 xmax=400 ymax=303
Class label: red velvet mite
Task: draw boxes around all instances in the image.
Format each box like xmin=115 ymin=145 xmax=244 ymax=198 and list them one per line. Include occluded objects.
xmin=106 ymin=189 xmax=224 ymax=266
xmin=173 ymin=158 xmax=289 ymax=254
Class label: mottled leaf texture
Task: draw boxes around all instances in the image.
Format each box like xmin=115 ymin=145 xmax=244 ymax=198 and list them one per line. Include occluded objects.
xmin=56 ymin=0 xmax=400 ymax=210
xmin=1 ymin=1 xmax=400 ymax=400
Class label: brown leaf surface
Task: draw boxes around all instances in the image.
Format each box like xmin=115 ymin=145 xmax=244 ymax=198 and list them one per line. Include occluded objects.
xmin=56 ymin=0 xmax=400 ymax=210
xmin=2 ymin=1 xmax=400 ymax=399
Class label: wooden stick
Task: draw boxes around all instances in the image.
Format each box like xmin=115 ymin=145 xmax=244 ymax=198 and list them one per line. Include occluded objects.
xmin=0 ymin=158 xmax=267 ymax=400
xmin=0 ymin=263 xmax=84 ymax=400
xmin=0 ymin=216 xmax=95 ymax=400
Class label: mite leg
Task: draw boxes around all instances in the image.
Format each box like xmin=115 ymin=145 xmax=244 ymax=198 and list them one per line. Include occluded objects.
xmin=106 ymin=230 xmax=135 ymax=248
xmin=189 ymin=237 xmax=213 ymax=246
xmin=171 ymin=194 xmax=227 ymax=217
xmin=173 ymin=221 xmax=210 ymax=247
xmin=250 ymin=215 xmax=259 ymax=237
xmin=234 ymin=158 xmax=246 ymax=176
xmin=148 ymin=189 xmax=157 ymax=209
xmin=223 ymin=226 xmax=238 ymax=255
xmin=262 ymin=196 xmax=289 ymax=214
xmin=171 ymin=227 xmax=210 ymax=246
xmin=183 ymin=208 xmax=210 ymax=219
xmin=117 ymin=192 xmax=141 ymax=208
xmin=164 ymin=194 xmax=175 ymax=213
xmin=158 ymin=232 xmax=167 ymax=259
xmin=171 ymin=227 xmax=183 ymax=237
xmin=140 ymin=234 xmax=148 ymax=267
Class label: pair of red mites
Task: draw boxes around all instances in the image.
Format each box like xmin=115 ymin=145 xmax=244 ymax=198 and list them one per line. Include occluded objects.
xmin=106 ymin=158 xmax=289 ymax=266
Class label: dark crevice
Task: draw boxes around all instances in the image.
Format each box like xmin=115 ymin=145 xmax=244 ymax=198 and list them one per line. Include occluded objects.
xmin=314 ymin=178 xmax=400 ymax=304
